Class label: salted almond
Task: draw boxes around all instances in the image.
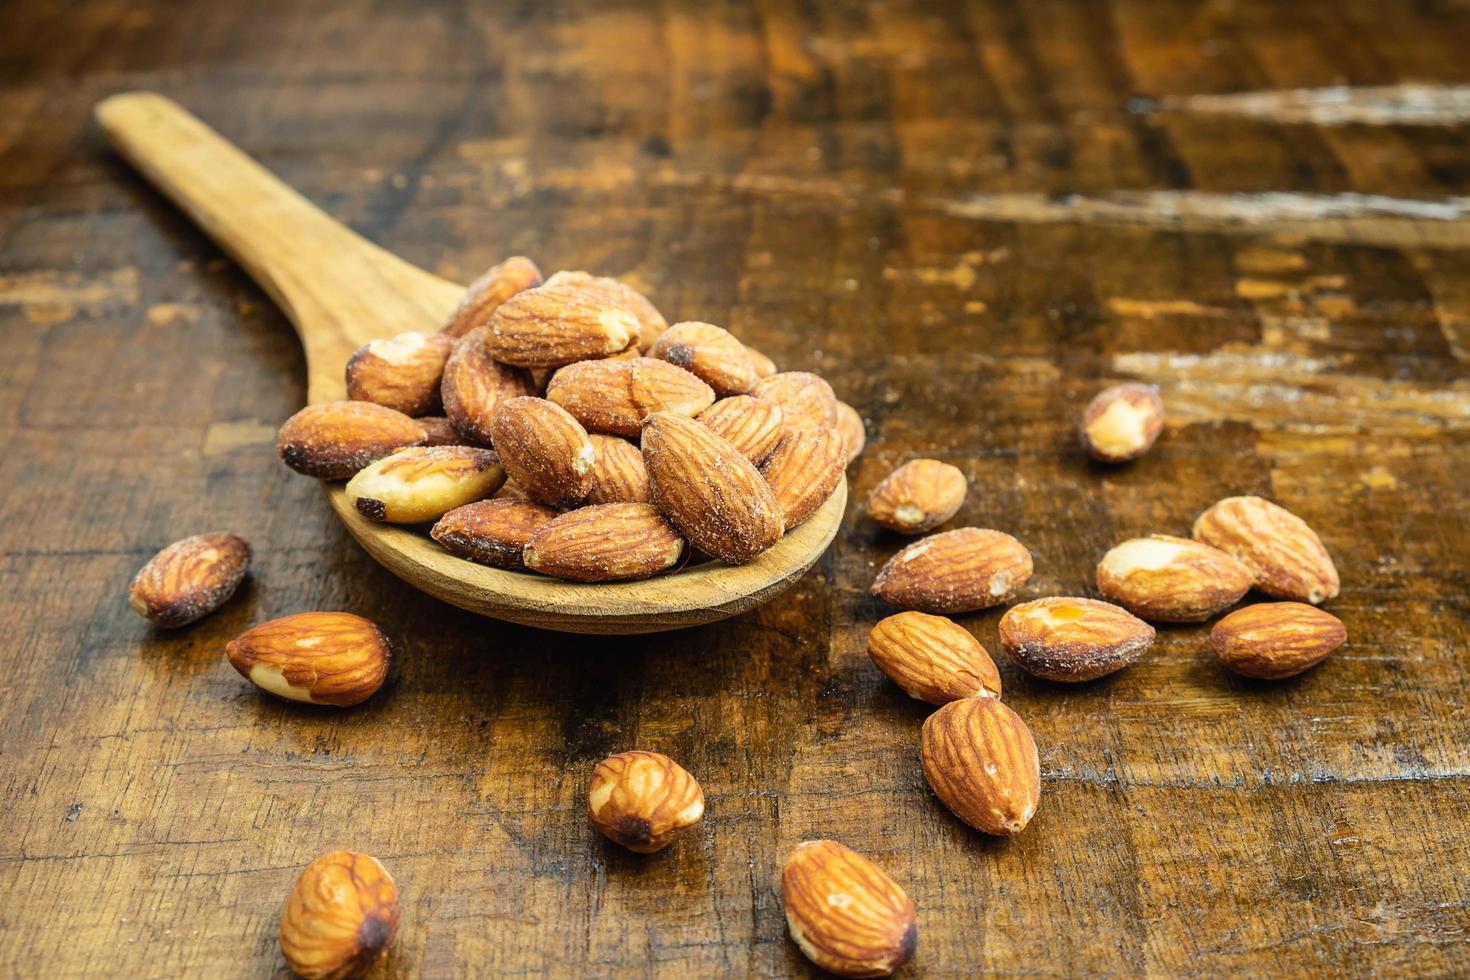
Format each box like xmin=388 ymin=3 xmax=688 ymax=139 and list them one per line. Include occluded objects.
xmin=587 ymin=750 xmax=703 ymax=853
xmin=752 ymin=371 xmax=839 ymax=430
xmin=999 ymin=597 xmax=1154 ymax=682
xmin=921 ymin=698 xmax=1040 ymax=836
xmin=440 ymin=325 xmax=536 ymax=444
xmin=641 ymin=413 xmax=784 ymax=564
xmin=1080 ymin=382 xmax=1164 ymax=463
xmin=1096 ymin=534 xmax=1252 ymax=622
xmin=276 ymin=401 xmax=427 ymax=480
xmin=1211 ymin=602 xmax=1346 ymax=679
xmin=648 ymin=321 xmax=757 ymax=396
xmin=431 ymin=498 xmax=558 ymax=569
xmin=867 ymin=459 xmax=966 ymax=534
xmin=745 ymin=345 xmax=778 ymax=378
xmin=543 ymin=271 xmax=668 ymax=351
xmin=416 ymin=416 xmax=464 ymax=446
xmin=441 ymin=256 xmax=543 ymax=338
xmin=781 ymin=840 xmax=918 ymax=978
xmin=279 ymin=851 xmax=399 ymax=980
xmin=759 ymin=425 xmax=845 ymax=530
xmin=867 ymin=611 xmax=1001 ymax=705
xmin=1193 ymin=496 xmax=1341 ymax=604
xmin=490 ymin=397 xmax=596 ymax=507
xmin=584 ymin=435 xmax=650 ymax=504
xmin=871 ymin=528 xmax=1032 ymax=614
xmin=345 ymin=446 xmax=504 ymax=524
xmin=128 ymin=532 xmax=251 ymax=628
xmin=226 ymin=612 xmax=390 ymax=707
xmin=834 ymin=401 xmax=865 ymax=464
xmin=524 ymin=503 xmax=684 ymax=582
xmin=546 ymin=357 xmax=713 ymax=437
xmin=345 ymin=331 xmax=455 ymax=417
xmin=488 ymin=281 xmax=638 ymax=368
xmin=697 ymin=395 xmax=785 ymax=465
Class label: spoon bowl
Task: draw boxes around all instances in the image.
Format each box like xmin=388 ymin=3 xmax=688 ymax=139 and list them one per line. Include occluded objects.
xmin=96 ymin=92 xmax=845 ymax=633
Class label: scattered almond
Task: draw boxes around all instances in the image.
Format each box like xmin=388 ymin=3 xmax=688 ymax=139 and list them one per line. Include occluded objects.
xmin=998 ymin=597 xmax=1154 ymax=682
xmin=866 ymin=459 xmax=966 ymax=534
xmin=276 ymin=401 xmax=426 ymax=480
xmin=128 ymin=532 xmax=251 ymax=628
xmin=871 ymin=528 xmax=1032 ymax=614
xmin=1080 ymin=382 xmax=1164 ymax=463
xmin=543 ymin=271 xmax=668 ymax=352
xmin=226 ymin=612 xmax=390 ymax=707
xmin=441 ymin=255 xmax=543 ymax=338
xmin=490 ymin=397 xmax=596 ymax=507
xmin=781 ymin=840 xmax=918 ymax=978
xmin=431 ymin=498 xmax=558 ymax=570
xmin=345 ymin=446 xmax=504 ymax=524
xmin=648 ymin=320 xmax=757 ymax=396
xmin=344 ymin=331 xmax=454 ymax=417
xmin=1096 ymin=534 xmax=1253 ymax=622
xmin=279 ymin=851 xmax=399 ymax=980
xmin=834 ymin=401 xmax=865 ymax=464
xmin=587 ymin=750 xmax=704 ymax=853
xmin=759 ymin=425 xmax=845 ymax=529
xmin=1193 ymin=496 xmax=1341 ymax=604
xmin=752 ymin=371 xmax=839 ymax=430
xmin=697 ymin=395 xmax=785 ymax=465
xmin=920 ymin=697 xmax=1040 ymax=836
xmin=490 ymin=276 xmax=640 ymax=367
xmin=744 ymin=345 xmax=778 ymax=379
xmin=546 ymin=357 xmax=714 ymax=437
xmin=1211 ymin=602 xmax=1346 ymax=679
xmin=867 ymin=611 xmax=1001 ymax=705
xmin=583 ymin=435 xmax=650 ymax=504
xmin=440 ymin=325 xmax=537 ymax=445
xmin=524 ymin=503 xmax=684 ymax=582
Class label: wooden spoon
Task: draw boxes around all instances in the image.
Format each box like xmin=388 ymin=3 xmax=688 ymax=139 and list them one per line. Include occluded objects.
xmin=95 ymin=92 xmax=846 ymax=634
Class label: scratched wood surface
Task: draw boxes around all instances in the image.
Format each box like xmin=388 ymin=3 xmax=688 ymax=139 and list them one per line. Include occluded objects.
xmin=2 ymin=0 xmax=1468 ymax=976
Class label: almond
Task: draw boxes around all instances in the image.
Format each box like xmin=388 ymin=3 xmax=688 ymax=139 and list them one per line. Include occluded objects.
xmin=1193 ymin=496 xmax=1340 ymax=604
xmin=279 ymin=851 xmax=399 ymax=980
xmin=587 ymin=750 xmax=703 ymax=853
xmin=344 ymin=331 xmax=455 ymax=417
xmin=583 ymin=435 xmax=650 ymax=504
xmin=490 ymin=277 xmax=640 ymax=367
xmin=920 ymin=698 xmax=1040 ymax=836
xmin=226 ymin=612 xmax=390 ymax=707
xmin=759 ymin=425 xmax=845 ymax=530
xmin=696 ymin=395 xmax=785 ymax=465
xmin=276 ymin=401 xmax=427 ymax=480
xmin=648 ymin=320 xmax=757 ymax=396
xmin=744 ymin=344 xmax=778 ymax=379
xmin=128 ymin=532 xmax=251 ymax=628
xmin=490 ymin=397 xmax=596 ymax=507
xmin=866 ymin=459 xmax=967 ymax=534
xmin=1096 ymin=534 xmax=1253 ymax=622
xmin=641 ymin=413 xmax=784 ymax=564
xmin=441 ymin=255 xmax=543 ymax=338
xmin=752 ymin=371 xmax=839 ymax=430
xmin=543 ymin=271 xmax=668 ymax=352
xmin=834 ymin=401 xmax=865 ymax=465
xmin=525 ymin=503 xmax=684 ymax=582
xmin=998 ymin=597 xmax=1154 ymax=682
xmin=871 ymin=528 xmax=1033 ymax=614
xmin=431 ymin=498 xmax=558 ymax=569
xmin=546 ymin=357 xmax=714 ymax=437
xmin=867 ymin=611 xmax=1001 ymax=705
xmin=440 ymin=325 xmax=537 ymax=444
xmin=1080 ymin=382 xmax=1164 ymax=463
xmin=416 ymin=416 xmax=465 ymax=446
xmin=781 ymin=840 xmax=918 ymax=978
xmin=345 ymin=446 xmax=504 ymax=524
xmin=1211 ymin=602 xmax=1346 ymax=679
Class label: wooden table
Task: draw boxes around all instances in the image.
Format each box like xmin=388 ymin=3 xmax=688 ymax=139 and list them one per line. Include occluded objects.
xmin=3 ymin=1 xmax=1468 ymax=976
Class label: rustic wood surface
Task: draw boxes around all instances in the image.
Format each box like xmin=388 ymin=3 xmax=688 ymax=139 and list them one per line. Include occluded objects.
xmin=2 ymin=0 xmax=1468 ymax=976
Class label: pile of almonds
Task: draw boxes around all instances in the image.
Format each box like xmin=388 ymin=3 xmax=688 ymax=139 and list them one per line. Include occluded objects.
xmin=274 ymin=259 xmax=862 ymax=581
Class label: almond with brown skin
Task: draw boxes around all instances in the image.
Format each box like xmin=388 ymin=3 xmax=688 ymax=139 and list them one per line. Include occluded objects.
xmin=587 ymin=750 xmax=704 ymax=853
xmin=416 ymin=416 xmax=464 ymax=446
xmin=490 ymin=277 xmax=640 ymax=367
xmin=490 ymin=397 xmax=596 ymax=507
xmin=867 ymin=611 xmax=1001 ymax=705
xmin=431 ymin=498 xmax=558 ymax=569
xmin=524 ymin=503 xmax=684 ymax=582
xmin=867 ymin=459 xmax=967 ymax=534
xmin=999 ymin=597 xmax=1154 ymax=682
xmin=834 ymin=401 xmax=865 ymax=464
xmin=546 ymin=357 xmax=714 ymax=437
xmin=279 ymin=851 xmax=400 ymax=980
xmin=1096 ymin=534 xmax=1252 ymax=622
xmin=781 ymin=840 xmax=918 ymax=978
xmin=440 ymin=325 xmax=537 ymax=445
xmin=344 ymin=331 xmax=455 ymax=417
xmin=345 ymin=446 xmax=504 ymax=524
xmin=744 ymin=345 xmax=778 ymax=379
xmin=921 ymin=697 xmax=1040 ymax=836
xmin=441 ymin=255 xmax=543 ymax=339
xmin=226 ymin=612 xmax=390 ymax=707
xmin=1080 ymin=382 xmax=1164 ymax=463
xmin=871 ymin=528 xmax=1033 ymax=614
xmin=1193 ymin=496 xmax=1341 ymax=604
xmin=1211 ymin=602 xmax=1346 ymax=679
xmin=128 ymin=532 xmax=251 ymax=628
xmin=759 ymin=425 xmax=845 ymax=529
xmin=276 ymin=401 xmax=427 ymax=480
xmin=641 ymin=413 xmax=784 ymax=564
xmin=648 ymin=320 xmax=757 ymax=396
xmin=583 ymin=435 xmax=650 ymax=504
xmin=752 ymin=371 xmax=839 ymax=430
xmin=697 ymin=395 xmax=785 ymax=465
xmin=543 ymin=271 xmax=668 ymax=352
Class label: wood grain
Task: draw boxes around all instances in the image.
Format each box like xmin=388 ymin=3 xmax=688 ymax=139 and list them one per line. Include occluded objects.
xmin=2 ymin=0 xmax=1468 ymax=976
